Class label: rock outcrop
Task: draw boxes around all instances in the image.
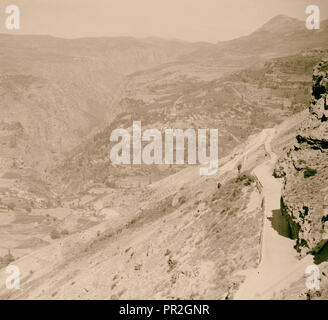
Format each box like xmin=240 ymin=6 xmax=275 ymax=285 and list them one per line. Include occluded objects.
xmin=276 ymin=60 xmax=328 ymax=256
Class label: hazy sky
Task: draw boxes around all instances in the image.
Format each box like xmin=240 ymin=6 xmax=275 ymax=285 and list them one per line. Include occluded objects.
xmin=0 ymin=0 xmax=327 ymax=42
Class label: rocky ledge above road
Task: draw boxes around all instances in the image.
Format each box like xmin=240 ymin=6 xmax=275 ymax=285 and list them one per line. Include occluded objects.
xmin=274 ymin=59 xmax=328 ymax=257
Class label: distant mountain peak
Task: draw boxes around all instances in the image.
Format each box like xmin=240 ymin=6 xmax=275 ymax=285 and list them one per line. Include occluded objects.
xmin=269 ymin=14 xmax=296 ymax=21
xmin=259 ymin=14 xmax=303 ymax=33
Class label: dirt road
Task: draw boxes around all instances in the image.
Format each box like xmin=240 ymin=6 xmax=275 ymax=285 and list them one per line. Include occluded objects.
xmin=234 ymin=129 xmax=313 ymax=300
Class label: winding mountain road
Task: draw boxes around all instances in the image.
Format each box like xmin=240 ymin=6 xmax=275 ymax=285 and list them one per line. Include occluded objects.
xmin=234 ymin=128 xmax=313 ymax=300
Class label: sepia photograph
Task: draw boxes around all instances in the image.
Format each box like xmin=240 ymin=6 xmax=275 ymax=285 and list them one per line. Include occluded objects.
xmin=0 ymin=0 xmax=328 ymax=309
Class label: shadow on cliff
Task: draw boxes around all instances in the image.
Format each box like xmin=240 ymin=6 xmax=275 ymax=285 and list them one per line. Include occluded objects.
xmin=313 ymin=243 xmax=328 ymax=265
xmin=268 ymin=209 xmax=294 ymax=240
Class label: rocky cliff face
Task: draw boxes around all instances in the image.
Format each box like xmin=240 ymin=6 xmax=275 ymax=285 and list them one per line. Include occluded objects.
xmin=275 ymin=60 xmax=328 ymax=256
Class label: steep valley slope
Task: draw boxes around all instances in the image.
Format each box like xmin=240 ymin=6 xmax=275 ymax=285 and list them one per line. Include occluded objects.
xmin=0 ymin=124 xmax=275 ymax=299
xmin=0 ymin=108 xmax=316 ymax=300
xmin=52 ymin=48 xmax=327 ymax=195
xmin=0 ymin=35 xmax=202 ymax=171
